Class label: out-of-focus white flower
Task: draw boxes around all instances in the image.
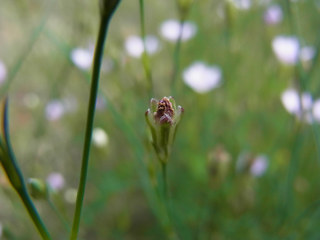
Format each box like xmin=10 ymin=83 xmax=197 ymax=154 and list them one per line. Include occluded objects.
xmin=45 ymin=100 xmax=65 ymax=121
xmin=70 ymin=47 xmax=93 ymax=70
xmin=230 ymin=0 xmax=252 ymax=10
xmin=272 ymin=36 xmax=300 ymax=65
xmin=300 ymin=46 xmax=316 ymax=62
xmin=313 ymin=99 xmax=320 ymax=122
xmin=47 ymin=173 xmax=65 ymax=191
xmin=0 ymin=60 xmax=7 ymax=85
xmin=23 ymin=93 xmax=40 ymax=109
xmin=183 ymin=61 xmax=222 ymax=94
xmin=125 ymin=35 xmax=160 ymax=58
xmin=281 ymin=88 xmax=313 ymax=123
xmin=92 ymin=128 xmax=109 ymax=147
xmin=64 ymin=188 xmax=77 ymax=204
xmin=264 ymin=5 xmax=283 ymax=25
xmin=250 ymin=155 xmax=268 ymax=177
xmin=160 ymin=20 xmax=197 ymax=42
xmin=281 ymin=88 xmax=312 ymax=115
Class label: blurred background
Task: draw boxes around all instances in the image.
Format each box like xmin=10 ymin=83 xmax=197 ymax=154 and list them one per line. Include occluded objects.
xmin=0 ymin=0 xmax=320 ymax=239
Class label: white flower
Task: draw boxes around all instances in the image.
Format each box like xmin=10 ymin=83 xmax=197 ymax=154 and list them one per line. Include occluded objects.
xmin=70 ymin=47 xmax=93 ymax=70
xmin=250 ymin=155 xmax=268 ymax=177
xmin=281 ymin=88 xmax=313 ymax=123
xmin=272 ymin=36 xmax=300 ymax=65
xmin=47 ymin=173 xmax=65 ymax=191
xmin=230 ymin=0 xmax=252 ymax=10
xmin=313 ymin=99 xmax=320 ymax=122
xmin=0 ymin=60 xmax=7 ymax=85
xmin=45 ymin=100 xmax=65 ymax=121
xmin=300 ymin=46 xmax=316 ymax=62
xmin=183 ymin=61 xmax=222 ymax=93
xmin=92 ymin=128 xmax=109 ymax=147
xmin=125 ymin=35 xmax=160 ymax=58
xmin=160 ymin=19 xmax=197 ymax=42
xmin=264 ymin=5 xmax=283 ymax=25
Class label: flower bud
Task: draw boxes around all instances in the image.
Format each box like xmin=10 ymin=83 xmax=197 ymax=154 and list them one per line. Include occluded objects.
xmin=176 ymin=0 xmax=194 ymax=19
xmin=145 ymin=97 xmax=184 ymax=164
xmin=27 ymin=178 xmax=49 ymax=200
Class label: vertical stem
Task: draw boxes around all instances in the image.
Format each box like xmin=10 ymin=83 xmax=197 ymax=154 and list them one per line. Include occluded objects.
xmin=139 ymin=0 xmax=153 ymax=97
xmin=161 ymin=162 xmax=167 ymax=198
xmin=69 ymin=14 xmax=109 ymax=240
xmin=18 ymin=189 xmax=52 ymax=240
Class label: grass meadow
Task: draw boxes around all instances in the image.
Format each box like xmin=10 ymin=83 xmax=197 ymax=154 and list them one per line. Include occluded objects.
xmin=0 ymin=0 xmax=320 ymax=239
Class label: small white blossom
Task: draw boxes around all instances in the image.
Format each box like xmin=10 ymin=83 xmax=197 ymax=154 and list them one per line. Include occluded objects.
xmin=250 ymin=155 xmax=268 ymax=177
xmin=281 ymin=88 xmax=313 ymax=123
xmin=70 ymin=47 xmax=93 ymax=70
xmin=313 ymin=99 xmax=320 ymax=122
xmin=92 ymin=128 xmax=109 ymax=147
xmin=183 ymin=61 xmax=222 ymax=94
xmin=47 ymin=173 xmax=65 ymax=191
xmin=0 ymin=60 xmax=7 ymax=85
xmin=160 ymin=19 xmax=197 ymax=42
xmin=264 ymin=5 xmax=283 ymax=25
xmin=125 ymin=35 xmax=160 ymax=58
xmin=45 ymin=100 xmax=65 ymax=121
xmin=272 ymin=36 xmax=300 ymax=65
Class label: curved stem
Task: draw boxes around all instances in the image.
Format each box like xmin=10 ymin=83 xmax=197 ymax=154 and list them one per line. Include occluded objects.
xmin=19 ymin=189 xmax=52 ymax=240
xmin=69 ymin=14 xmax=110 ymax=240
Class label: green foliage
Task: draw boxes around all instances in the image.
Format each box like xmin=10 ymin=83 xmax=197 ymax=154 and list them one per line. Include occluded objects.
xmin=0 ymin=0 xmax=319 ymax=239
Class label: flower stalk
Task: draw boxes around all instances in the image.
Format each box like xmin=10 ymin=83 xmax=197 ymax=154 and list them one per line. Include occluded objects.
xmin=69 ymin=1 xmax=121 ymax=239
xmin=0 ymin=98 xmax=52 ymax=240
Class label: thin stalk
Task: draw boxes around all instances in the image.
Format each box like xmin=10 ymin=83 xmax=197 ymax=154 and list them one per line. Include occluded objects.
xmin=2 ymin=100 xmax=51 ymax=240
xmin=161 ymin=162 xmax=167 ymax=198
xmin=18 ymin=189 xmax=52 ymax=240
xmin=160 ymin=162 xmax=181 ymax=240
xmin=171 ymin=18 xmax=185 ymax=96
xmin=139 ymin=0 xmax=153 ymax=96
xmin=69 ymin=14 xmax=110 ymax=240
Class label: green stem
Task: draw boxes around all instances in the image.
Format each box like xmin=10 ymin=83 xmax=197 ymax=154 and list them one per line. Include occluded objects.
xmin=69 ymin=14 xmax=110 ymax=240
xmin=139 ymin=0 xmax=153 ymax=97
xmin=18 ymin=189 xmax=52 ymax=240
xmin=161 ymin=162 xmax=167 ymax=198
